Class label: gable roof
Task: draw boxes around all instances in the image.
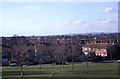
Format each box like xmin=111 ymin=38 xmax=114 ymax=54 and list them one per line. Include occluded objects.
xmin=82 ymin=43 xmax=113 ymax=49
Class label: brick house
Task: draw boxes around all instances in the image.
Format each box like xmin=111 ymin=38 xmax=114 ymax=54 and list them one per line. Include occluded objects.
xmin=82 ymin=43 xmax=113 ymax=57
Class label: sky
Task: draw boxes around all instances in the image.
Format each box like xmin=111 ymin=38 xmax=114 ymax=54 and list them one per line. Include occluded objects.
xmin=1 ymin=2 xmax=118 ymax=36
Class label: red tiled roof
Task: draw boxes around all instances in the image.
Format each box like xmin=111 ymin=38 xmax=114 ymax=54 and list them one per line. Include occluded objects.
xmin=83 ymin=43 xmax=113 ymax=49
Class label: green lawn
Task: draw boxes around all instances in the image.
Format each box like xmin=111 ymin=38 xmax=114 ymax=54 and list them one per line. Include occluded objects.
xmin=2 ymin=62 xmax=120 ymax=79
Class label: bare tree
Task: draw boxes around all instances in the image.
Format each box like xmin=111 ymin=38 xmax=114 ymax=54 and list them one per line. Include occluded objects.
xmin=13 ymin=36 xmax=29 ymax=77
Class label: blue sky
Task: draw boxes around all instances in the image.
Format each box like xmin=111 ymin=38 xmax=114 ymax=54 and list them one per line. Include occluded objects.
xmin=1 ymin=2 xmax=118 ymax=36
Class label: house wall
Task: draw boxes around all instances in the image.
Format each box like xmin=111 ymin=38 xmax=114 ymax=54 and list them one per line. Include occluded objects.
xmin=82 ymin=47 xmax=107 ymax=57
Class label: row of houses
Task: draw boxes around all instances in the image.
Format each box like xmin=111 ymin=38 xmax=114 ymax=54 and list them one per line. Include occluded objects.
xmin=2 ymin=42 xmax=114 ymax=66
xmin=82 ymin=43 xmax=113 ymax=57
xmin=2 ymin=33 xmax=119 ymax=66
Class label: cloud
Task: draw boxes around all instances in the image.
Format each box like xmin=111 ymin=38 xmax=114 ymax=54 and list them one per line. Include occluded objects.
xmin=72 ymin=20 xmax=81 ymax=24
xmin=66 ymin=16 xmax=117 ymax=31
xmin=104 ymin=7 xmax=117 ymax=14
xmin=96 ymin=16 xmax=117 ymax=25
xmin=72 ymin=20 xmax=89 ymax=26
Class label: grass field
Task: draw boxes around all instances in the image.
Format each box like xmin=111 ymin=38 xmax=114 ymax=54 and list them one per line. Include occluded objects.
xmin=2 ymin=62 xmax=120 ymax=79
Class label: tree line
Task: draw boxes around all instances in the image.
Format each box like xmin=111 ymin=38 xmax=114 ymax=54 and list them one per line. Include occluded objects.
xmin=2 ymin=33 xmax=120 ymax=66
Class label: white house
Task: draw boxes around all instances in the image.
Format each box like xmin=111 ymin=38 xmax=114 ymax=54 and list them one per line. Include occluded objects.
xmin=82 ymin=43 xmax=113 ymax=57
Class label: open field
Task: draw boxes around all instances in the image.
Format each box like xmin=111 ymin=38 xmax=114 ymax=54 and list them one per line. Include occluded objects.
xmin=2 ymin=62 xmax=120 ymax=79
